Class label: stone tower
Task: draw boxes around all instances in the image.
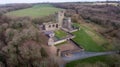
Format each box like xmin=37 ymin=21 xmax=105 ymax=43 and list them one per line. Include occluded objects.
xmin=55 ymin=10 xmax=65 ymax=27
xmin=63 ymin=17 xmax=72 ymax=30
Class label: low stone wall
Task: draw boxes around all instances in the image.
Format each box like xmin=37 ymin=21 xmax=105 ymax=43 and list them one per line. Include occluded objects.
xmin=54 ymin=39 xmax=67 ymax=45
xmin=54 ymin=35 xmax=75 ymax=45
xmin=61 ymin=28 xmax=69 ymax=32
xmin=69 ymin=28 xmax=80 ymax=33
xmin=61 ymin=48 xmax=84 ymax=57
xmin=61 ymin=27 xmax=80 ymax=33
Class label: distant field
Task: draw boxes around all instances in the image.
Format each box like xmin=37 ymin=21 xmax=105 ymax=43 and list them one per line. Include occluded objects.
xmin=5 ymin=4 xmax=62 ymax=18
xmin=92 ymin=3 xmax=118 ymax=6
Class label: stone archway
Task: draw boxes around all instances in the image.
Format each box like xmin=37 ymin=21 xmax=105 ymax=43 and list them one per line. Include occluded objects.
xmin=52 ymin=24 xmax=55 ymax=27
xmin=56 ymin=24 xmax=59 ymax=28
xmin=49 ymin=25 xmax=51 ymax=28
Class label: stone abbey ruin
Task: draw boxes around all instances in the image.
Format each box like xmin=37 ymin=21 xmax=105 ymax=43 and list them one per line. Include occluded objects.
xmin=39 ymin=10 xmax=80 ymax=46
xmin=41 ymin=10 xmax=74 ymax=32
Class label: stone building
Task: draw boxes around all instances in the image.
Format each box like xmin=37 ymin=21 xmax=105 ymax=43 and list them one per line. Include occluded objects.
xmin=62 ymin=17 xmax=72 ymax=30
xmin=55 ymin=10 xmax=65 ymax=26
xmin=41 ymin=10 xmax=72 ymax=31
xmin=40 ymin=10 xmax=79 ymax=46
xmin=42 ymin=22 xmax=60 ymax=31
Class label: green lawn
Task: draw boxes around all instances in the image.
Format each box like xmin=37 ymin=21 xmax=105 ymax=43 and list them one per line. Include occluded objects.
xmin=72 ymin=29 xmax=105 ymax=52
xmin=5 ymin=4 xmax=62 ymax=18
xmin=55 ymin=30 xmax=67 ymax=40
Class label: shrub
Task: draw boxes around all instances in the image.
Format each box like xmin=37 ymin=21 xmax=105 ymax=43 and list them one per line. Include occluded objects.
xmin=10 ymin=21 xmax=23 ymax=29
xmin=5 ymin=28 xmax=15 ymax=42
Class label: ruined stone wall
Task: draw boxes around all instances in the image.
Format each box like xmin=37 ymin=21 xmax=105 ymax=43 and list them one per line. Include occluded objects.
xmin=43 ymin=22 xmax=61 ymax=31
xmin=63 ymin=17 xmax=72 ymax=30
xmin=42 ymin=10 xmax=66 ymax=31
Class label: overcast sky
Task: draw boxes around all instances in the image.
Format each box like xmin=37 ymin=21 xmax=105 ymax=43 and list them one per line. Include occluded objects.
xmin=0 ymin=0 xmax=118 ymax=4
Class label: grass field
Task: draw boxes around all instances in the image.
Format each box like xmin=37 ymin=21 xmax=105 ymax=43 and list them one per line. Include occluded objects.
xmin=55 ymin=30 xmax=67 ymax=40
xmin=72 ymin=29 xmax=105 ymax=52
xmin=5 ymin=4 xmax=62 ymax=18
xmin=72 ymin=23 xmax=107 ymax=52
xmin=80 ymin=23 xmax=114 ymax=50
xmin=66 ymin=23 xmax=111 ymax=67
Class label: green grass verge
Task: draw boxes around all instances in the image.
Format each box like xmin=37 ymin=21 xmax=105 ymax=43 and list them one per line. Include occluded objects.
xmin=55 ymin=30 xmax=67 ymax=40
xmin=5 ymin=4 xmax=62 ymax=18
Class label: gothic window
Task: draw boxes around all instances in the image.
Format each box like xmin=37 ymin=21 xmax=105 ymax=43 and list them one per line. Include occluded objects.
xmin=49 ymin=25 xmax=51 ymax=28
xmin=56 ymin=24 xmax=58 ymax=28
xmin=53 ymin=24 xmax=55 ymax=27
xmin=43 ymin=25 xmax=45 ymax=30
